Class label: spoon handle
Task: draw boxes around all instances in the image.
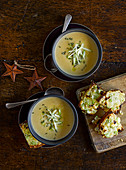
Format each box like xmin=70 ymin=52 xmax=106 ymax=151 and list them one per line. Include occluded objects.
xmin=62 ymin=14 xmax=72 ymax=33
xmin=6 ymin=98 xmax=38 ymax=109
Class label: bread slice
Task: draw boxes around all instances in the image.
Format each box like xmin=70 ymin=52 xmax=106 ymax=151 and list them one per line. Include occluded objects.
xmin=99 ymin=90 xmax=125 ymax=114
xmin=79 ymin=97 xmax=100 ymax=114
xmin=79 ymin=89 xmax=87 ymax=100
xmin=96 ymin=111 xmax=124 ymax=138
xmin=20 ymin=121 xmax=45 ymax=148
xmin=84 ymin=82 xmax=105 ymax=101
xmin=79 ymin=82 xmax=105 ymax=115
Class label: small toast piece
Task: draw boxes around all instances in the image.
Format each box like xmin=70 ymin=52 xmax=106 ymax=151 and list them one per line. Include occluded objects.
xmin=20 ymin=121 xmax=45 ymax=148
xmin=99 ymin=90 xmax=125 ymax=114
xmin=84 ymin=82 xmax=105 ymax=101
xmin=79 ymin=82 xmax=105 ymax=115
xmin=97 ymin=111 xmax=123 ymax=138
xmin=79 ymin=97 xmax=99 ymax=114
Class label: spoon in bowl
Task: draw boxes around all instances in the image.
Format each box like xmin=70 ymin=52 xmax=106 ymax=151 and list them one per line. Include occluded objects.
xmin=62 ymin=14 xmax=72 ymax=33
xmin=44 ymin=14 xmax=72 ymax=73
xmin=5 ymin=87 xmax=64 ymax=109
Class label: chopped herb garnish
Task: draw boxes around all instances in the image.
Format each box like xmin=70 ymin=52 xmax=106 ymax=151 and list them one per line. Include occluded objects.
xmin=32 ymin=112 xmax=34 ymax=114
xmin=45 ymin=133 xmax=48 ymax=135
xmin=39 ymin=108 xmax=41 ymax=110
xmin=69 ymin=37 xmax=73 ymax=40
xmin=41 ymin=120 xmax=45 ymax=124
xmin=68 ymin=42 xmax=74 ymax=46
xmin=65 ymin=37 xmax=69 ymax=40
xmin=67 ymin=124 xmax=70 ymax=126
xmin=65 ymin=41 xmax=91 ymax=69
xmin=65 ymin=37 xmax=73 ymax=40
xmin=59 ymin=109 xmax=61 ymax=115
xmin=58 ymin=46 xmax=61 ymax=48
xmin=61 ymin=51 xmax=66 ymax=55
xmin=40 ymin=105 xmax=63 ymax=132
xmin=81 ymin=64 xmax=87 ymax=71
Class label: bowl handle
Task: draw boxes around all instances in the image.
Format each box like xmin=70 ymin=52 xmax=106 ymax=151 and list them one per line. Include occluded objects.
xmin=44 ymin=87 xmax=64 ymax=97
xmin=44 ymin=53 xmax=57 ymax=73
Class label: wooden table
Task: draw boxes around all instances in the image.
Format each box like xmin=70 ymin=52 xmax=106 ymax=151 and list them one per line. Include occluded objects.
xmin=0 ymin=0 xmax=126 ymax=169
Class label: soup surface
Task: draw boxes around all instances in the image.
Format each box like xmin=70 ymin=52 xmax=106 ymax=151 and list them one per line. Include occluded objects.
xmin=31 ymin=97 xmax=74 ymax=140
xmin=55 ymin=31 xmax=98 ymax=76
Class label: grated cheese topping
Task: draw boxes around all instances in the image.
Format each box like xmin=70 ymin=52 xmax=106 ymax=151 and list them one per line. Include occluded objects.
xmin=79 ymin=83 xmax=104 ymax=115
xmin=99 ymin=90 xmax=125 ymax=113
xmin=99 ymin=113 xmax=123 ymax=138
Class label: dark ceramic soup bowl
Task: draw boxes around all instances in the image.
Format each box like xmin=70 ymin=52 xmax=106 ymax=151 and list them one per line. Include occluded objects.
xmin=44 ymin=28 xmax=102 ymax=80
xmin=27 ymin=88 xmax=78 ymax=146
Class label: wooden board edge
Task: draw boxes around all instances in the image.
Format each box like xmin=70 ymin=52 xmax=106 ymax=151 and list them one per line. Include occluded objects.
xmin=76 ymin=72 xmax=126 ymax=153
xmin=95 ymin=141 xmax=126 ymax=153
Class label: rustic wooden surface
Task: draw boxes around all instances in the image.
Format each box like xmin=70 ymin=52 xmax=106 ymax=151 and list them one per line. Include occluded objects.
xmin=0 ymin=0 xmax=126 ymax=169
xmin=77 ymin=73 xmax=126 ymax=153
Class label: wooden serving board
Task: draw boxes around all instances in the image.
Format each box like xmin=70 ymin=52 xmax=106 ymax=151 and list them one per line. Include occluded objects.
xmin=76 ymin=73 xmax=126 ymax=153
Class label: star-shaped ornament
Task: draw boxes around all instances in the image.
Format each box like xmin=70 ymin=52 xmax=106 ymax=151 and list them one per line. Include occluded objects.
xmin=24 ymin=69 xmax=46 ymax=90
xmin=2 ymin=62 xmax=23 ymax=82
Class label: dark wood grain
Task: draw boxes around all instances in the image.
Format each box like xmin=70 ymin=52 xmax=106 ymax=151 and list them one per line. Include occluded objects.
xmin=0 ymin=0 xmax=126 ymax=169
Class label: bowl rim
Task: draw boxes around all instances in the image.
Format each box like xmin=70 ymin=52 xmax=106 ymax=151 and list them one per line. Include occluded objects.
xmin=27 ymin=94 xmax=78 ymax=146
xmin=42 ymin=22 xmax=95 ymax=61
xmin=52 ymin=28 xmax=102 ymax=79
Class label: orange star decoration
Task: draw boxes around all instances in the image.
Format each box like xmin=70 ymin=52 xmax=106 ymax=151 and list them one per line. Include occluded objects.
xmin=2 ymin=62 xmax=23 ymax=82
xmin=24 ymin=69 xmax=46 ymax=90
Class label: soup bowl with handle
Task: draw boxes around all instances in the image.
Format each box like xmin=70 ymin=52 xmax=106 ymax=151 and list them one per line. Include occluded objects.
xmin=27 ymin=87 xmax=78 ymax=146
xmin=44 ymin=28 xmax=102 ymax=80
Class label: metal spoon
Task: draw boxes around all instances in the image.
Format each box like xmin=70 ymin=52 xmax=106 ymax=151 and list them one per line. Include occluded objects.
xmin=5 ymin=87 xmax=64 ymax=109
xmin=5 ymin=98 xmax=38 ymax=109
xmin=43 ymin=14 xmax=72 ymax=73
xmin=62 ymin=14 xmax=72 ymax=33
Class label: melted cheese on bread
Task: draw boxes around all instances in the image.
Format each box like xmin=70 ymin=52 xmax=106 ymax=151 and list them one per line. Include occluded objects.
xmin=99 ymin=90 xmax=125 ymax=113
xmin=94 ymin=111 xmax=123 ymax=138
xmin=20 ymin=121 xmax=45 ymax=148
xmin=79 ymin=82 xmax=104 ymax=115
xmin=79 ymin=97 xmax=99 ymax=114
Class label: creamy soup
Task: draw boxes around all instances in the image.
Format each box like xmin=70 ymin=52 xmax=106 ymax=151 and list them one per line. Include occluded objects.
xmin=55 ymin=32 xmax=98 ymax=76
xmin=31 ymin=97 xmax=74 ymax=140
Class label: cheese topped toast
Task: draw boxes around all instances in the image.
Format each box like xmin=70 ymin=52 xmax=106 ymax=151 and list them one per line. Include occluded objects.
xmin=84 ymin=82 xmax=104 ymax=100
xmin=79 ymin=82 xmax=125 ymax=138
xmin=99 ymin=90 xmax=125 ymax=114
xmin=79 ymin=97 xmax=100 ymax=114
xmin=94 ymin=111 xmax=123 ymax=138
xmin=79 ymin=82 xmax=105 ymax=115
xmin=20 ymin=121 xmax=45 ymax=148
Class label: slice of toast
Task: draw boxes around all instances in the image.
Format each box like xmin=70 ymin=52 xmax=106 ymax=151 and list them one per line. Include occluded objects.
xmin=99 ymin=90 xmax=125 ymax=114
xmin=96 ymin=111 xmax=124 ymax=138
xmin=20 ymin=121 xmax=45 ymax=148
xmin=84 ymin=82 xmax=105 ymax=101
xmin=79 ymin=82 xmax=105 ymax=115
xmin=79 ymin=97 xmax=100 ymax=114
